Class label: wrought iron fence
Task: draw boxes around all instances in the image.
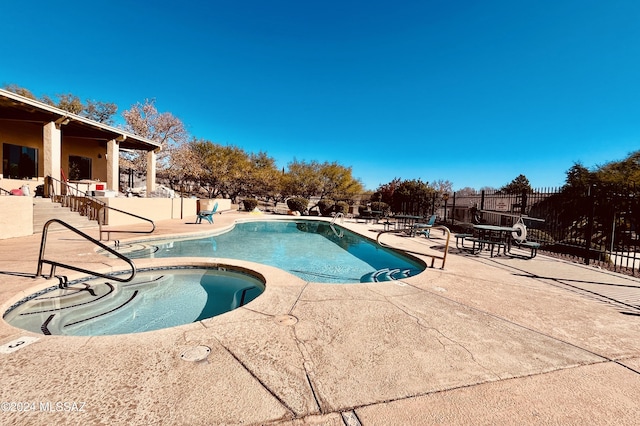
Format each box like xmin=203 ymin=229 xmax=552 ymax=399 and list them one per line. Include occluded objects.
xmin=450 ymin=185 xmax=640 ymax=275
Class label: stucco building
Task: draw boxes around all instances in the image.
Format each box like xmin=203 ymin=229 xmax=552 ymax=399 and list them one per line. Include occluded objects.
xmin=0 ymin=88 xmax=161 ymax=195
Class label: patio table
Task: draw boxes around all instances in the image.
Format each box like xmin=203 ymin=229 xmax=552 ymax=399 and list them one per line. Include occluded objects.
xmin=468 ymin=224 xmax=517 ymax=257
xmin=394 ymin=215 xmax=423 ymax=230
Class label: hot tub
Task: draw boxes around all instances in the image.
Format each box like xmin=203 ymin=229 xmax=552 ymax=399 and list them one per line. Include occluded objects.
xmin=3 ymin=266 xmax=265 ymax=336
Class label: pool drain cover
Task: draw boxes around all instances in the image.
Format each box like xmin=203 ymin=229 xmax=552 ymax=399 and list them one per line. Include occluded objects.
xmin=274 ymin=315 xmax=298 ymax=326
xmin=180 ymin=345 xmax=211 ymax=362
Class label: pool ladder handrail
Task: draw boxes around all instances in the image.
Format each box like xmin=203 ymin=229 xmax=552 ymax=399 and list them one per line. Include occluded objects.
xmin=36 ymin=219 xmax=137 ymax=287
xmin=329 ymin=213 xmax=344 ymax=237
xmin=98 ymin=205 xmax=156 ymax=241
xmin=330 ymin=212 xmax=344 ymax=224
xmin=376 ymin=225 xmax=451 ymax=269
xmin=329 ymin=212 xmax=345 ymax=237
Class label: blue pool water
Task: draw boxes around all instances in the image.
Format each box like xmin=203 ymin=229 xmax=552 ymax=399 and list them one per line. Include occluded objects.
xmin=4 ymin=267 xmax=265 ymax=336
xmin=115 ymin=220 xmax=425 ymax=283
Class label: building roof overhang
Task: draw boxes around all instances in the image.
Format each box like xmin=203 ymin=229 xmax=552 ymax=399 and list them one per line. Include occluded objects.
xmin=0 ymin=88 xmax=161 ymax=151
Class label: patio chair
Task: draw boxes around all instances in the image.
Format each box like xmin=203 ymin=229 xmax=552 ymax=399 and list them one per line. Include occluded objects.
xmin=196 ymin=202 xmax=218 ymax=224
xmin=415 ymin=214 xmax=437 ymax=238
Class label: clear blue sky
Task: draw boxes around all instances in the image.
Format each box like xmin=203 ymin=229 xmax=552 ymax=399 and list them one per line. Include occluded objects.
xmin=2 ymin=1 xmax=639 ymax=191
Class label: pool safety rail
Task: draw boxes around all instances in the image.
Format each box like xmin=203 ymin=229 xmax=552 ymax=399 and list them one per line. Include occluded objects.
xmin=376 ymin=225 xmax=451 ymax=269
xmin=36 ymin=219 xmax=136 ymax=287
xmin=330 ymin=212 xmax=344 ymax=224
xmin=329 ymin=213 xmax=345 ymax=238
xmin=44 ymin=176 xmax=156 ymax=241
xmin=98 ymin=205 xmax=155 ymax=242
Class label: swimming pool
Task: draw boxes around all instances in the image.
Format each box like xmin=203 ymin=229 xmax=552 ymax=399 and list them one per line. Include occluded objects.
xmin=111 ymin=220 xmax=425 ymax=283
xmin=4 ymin=266 xmax=265 ymax=336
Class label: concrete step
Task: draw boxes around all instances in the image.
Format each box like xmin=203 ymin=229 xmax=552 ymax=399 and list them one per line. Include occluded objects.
xmin=32 ymin=199 xmax=98 ymax=233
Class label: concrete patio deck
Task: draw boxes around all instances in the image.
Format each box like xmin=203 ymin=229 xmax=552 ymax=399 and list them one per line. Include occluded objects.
xmin=0 ymin=212 xmax=639 ymax=425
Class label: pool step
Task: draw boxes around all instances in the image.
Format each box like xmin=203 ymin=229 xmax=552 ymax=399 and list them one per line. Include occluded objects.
xmin=5 ymin=281 xmax=121 ymax=335
xmin=9 ymin=274 xmax=172 ymax=335
xmin=57 ymin=275 xmax=172 ymax=335
xmin=360 ymin=268 xmax=420 ymax=282
xmin=24 ymin=281 xmax=116 ymax=312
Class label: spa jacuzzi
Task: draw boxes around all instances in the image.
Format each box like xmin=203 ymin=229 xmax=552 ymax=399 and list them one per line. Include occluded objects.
xmin=3 ymin=266 xmax=265 ymax=336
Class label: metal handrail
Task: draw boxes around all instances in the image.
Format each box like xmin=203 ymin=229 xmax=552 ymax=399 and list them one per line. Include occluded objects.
xmin=329 ymin=212 xmax=345 ymax=237
xmin=329 ymin=224 xmax=344 ymax=238
xmin=45 ymin=175 xmax=105 ymax=221
xmin=36 ymin=219 xmax=136 ymax=285
xmin=45 ymin=175 xmax=98 ymax=198
xmin=98 ymin=206 xmax=156 ymax=241
xmin=44 ymin=175 xmax=155 ymax=241
xmin=376 ymin=225 xmax=451 ymax=269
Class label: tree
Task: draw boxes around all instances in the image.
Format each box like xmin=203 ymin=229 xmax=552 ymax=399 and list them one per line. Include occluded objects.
xmin=187 ymin=140 xmax=252 ymax=201
xmin=479 ymin=186 xmax=497 ymax=192
xmin=282 ymin=160 xmax=322 ymax=199
xmin=563 ymin=162 xmax=593 ymax=195
xmin=84 ymin=100 xmax=118 ymax=124
xmin=373 ymin=178 xmax=401 ymax=206
xmin=431 ymin=179 xmax=453 ymax=195
xmin=3 ymin=84 xmax=36 ymax=99
xmin=3 ymin=85 xmax=117 ymax=124
xmin=391 ymin=179 xmax=434 ymax=215
xmin=244 ymin=152 xmax=282 ymax=200
xmin=455 ymin=187 xmax=478 ymax=196
xmin=316 ymin=162 xmax=363 ymax=200
xmin=283 ymin=160 xmax=363 ymax=201
xmin=500 ymin=174 xmax=532 ymax=194
xmin=595 ymin=150 xmax=640 ymax=186
xmin=375 ymin=178 xmax=439 ymax=215
xmin=121 ymin=99 xmax=189 ymax=175
xmin=164 ymin=141 xmax=202 ymax=191
xmin=43 ymin=93 xmax=84 ymax=115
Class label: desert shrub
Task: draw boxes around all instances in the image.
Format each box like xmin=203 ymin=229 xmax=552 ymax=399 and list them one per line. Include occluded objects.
xmin=335 ymin=201 xmax=349 ymax=215
xmin=287 ymin=197 xmax=309 ymax=214
xmin=370 ymin=201 xmax=390 ymax=215
xmin=243 ymin=198 xmax=259 ymax=211
xmin=317 ymin=199 xmax=335 ymax=216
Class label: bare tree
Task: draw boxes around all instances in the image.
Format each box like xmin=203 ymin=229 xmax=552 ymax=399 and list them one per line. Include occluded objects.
xmin=121 ymin=99 xmax=189 ymax=175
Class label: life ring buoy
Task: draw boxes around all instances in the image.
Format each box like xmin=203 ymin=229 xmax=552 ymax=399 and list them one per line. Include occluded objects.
xmin=512 ymin=222 xmax=527 ymax=242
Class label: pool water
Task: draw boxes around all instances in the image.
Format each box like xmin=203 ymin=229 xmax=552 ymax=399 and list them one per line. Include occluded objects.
xmin=4 ymin=267 xmax=264 ymax=336
xmin=115 ymin=220 xmax=424 ymax=283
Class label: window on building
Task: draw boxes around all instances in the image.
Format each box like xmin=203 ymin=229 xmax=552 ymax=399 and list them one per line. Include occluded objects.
xmin=2 ymin=143 xmax=38 ymax=179
xmin=68 ymin=155 xmax=92 ymax=180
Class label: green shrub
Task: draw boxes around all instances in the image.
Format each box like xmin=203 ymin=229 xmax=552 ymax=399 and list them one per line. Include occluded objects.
xmin=287 ymin=197 xmax=309 ymax=214
xmin=335 ymin=201 xmax=349 ymax=215
xmin=317 ymin=199 xmax=335 ymax=216
xmin=243 ymin=198 xmax=259 ymax=211
xmin=370 ymin=201 xmax=390 ymax=215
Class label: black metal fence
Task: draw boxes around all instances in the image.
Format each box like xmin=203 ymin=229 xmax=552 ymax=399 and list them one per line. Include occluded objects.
xmin=449 ymin=186 xmax=640 ymax=275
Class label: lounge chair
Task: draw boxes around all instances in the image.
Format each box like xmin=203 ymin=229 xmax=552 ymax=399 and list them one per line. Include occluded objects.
xmin=414 ymin=214 xmax=437 ymax=238
xmin=196 ymin=202 xmax=218 ymax=224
